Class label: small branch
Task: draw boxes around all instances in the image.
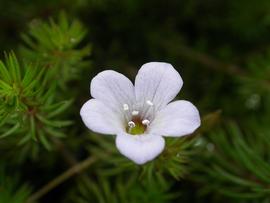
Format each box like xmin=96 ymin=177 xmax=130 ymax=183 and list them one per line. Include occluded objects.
xmin=161 ymin=38 xmax=247 ymax=77
xmin=52 ymin=137 xmax=78 ymax=166
xmin=26 ymin=156 xmax=96 ymax=203
xmin=176 ymin=45 xmax=247 ymax=76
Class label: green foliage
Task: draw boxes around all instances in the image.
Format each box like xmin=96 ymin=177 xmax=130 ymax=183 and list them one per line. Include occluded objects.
xmin=84 ymin=132 xmax=195 ymax=180
xmin=153 ymin=137 xmax=195 ymax=180
xmin=68 ymin=173 xmax=177 ymax=203
xmin=192 ymin=122 xmax=270 ymax=201
xmin=20 ymin=12 xmax=91 ymax=88
xmin=0 ymin=13 xmax=91 ymax=158
xmin=0 ymin=52 xmax=72 ymax=150
xmin=239 ymin=49 xmax=270 ymax=102
xmin=0 ymin=165 xmax=33 ymax=203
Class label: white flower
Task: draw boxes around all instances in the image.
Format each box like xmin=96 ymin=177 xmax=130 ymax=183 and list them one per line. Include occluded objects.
xmin=80 ymin=62 xmax=201 ymax=164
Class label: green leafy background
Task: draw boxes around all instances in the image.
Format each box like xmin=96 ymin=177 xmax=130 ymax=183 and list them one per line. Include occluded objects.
xmin=0 ymin=0 xmax=270 ymax=202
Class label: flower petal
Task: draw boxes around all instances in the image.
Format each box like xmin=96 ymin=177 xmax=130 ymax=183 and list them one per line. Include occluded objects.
xmin=90 ymin=70 xmax=135 ymax=111
xmin=149 ymin=100 xmax=201 ymax=137
xmin=116 ymin=133 xmax=165 ymax=164
xmin=80 ymin=99 xmax=124 ymax=135
xmin=135 ymin=62 xmax=183 ymax=111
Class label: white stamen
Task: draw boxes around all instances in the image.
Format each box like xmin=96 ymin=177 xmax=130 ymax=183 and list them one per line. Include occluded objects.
xmin=123 ymin=103 xmax=129 ymax=111
xmin=132 ymin=110 xmax=139 ymax=116
xmin=146 ymin=100 xmax=153 ymax=106
xmin=128 ymin=121 xmax=135 ymax=128
xmin=142 ymin=119 xmax=150 ymax=125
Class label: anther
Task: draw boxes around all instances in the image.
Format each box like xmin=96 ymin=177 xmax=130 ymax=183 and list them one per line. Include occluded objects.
xmin=132 ymin=110 xmax=139 ymax=116
xmin=146 ymin=100 xmax=153 ymax=106
xmin=142 ymin=119 xmax=150 ymax=125
xmin=123 ymin=104 xmax=129 ymax=111
xmin=128 ymin=121 xmax=136 ymax=128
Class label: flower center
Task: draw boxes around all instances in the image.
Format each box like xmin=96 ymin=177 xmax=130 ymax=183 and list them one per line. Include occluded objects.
xmin=122 ymin=101 xmax=153 ymax=135
xmin=127 ymin=117 xmax=148 ymax=135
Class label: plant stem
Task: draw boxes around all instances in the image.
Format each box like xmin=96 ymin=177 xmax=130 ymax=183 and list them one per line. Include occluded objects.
xmin=26 ymin=156 xmax=97 ymax=203
xmin=157 ymin=37 xmax=247 ymax=76
xmin=52 ymin=137 xmax=78 ymax=166
xmin=176 ymin=45 xmax=247 ymax=76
